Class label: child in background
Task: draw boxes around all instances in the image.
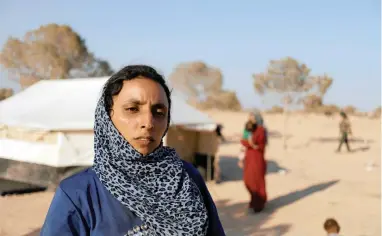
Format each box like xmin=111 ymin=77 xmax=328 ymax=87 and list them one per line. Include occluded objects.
xmin=243 ymin=121 xmax=254 ymax=140
xmin=323 ymin=218 xmax=341 ymax=236
xmin=238 ymin=121 xmax=255 ymax=168
xmin=336 ymin=111 xmax=352 ymax=152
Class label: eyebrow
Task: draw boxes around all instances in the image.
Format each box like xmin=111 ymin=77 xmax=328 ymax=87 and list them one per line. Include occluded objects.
xmin=123 ymin=99 xmax=167 ymax=108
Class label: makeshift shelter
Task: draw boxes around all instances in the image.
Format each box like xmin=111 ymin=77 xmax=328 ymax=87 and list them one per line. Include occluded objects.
xmin=0 ymin=77 xmax=219 ymax=193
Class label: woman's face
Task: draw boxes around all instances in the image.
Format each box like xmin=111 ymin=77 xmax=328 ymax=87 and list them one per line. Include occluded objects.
xmin=249 ymin=113 xmax=256 ymax=123
xmin=110 ymin=77 xmax=169 ymax=156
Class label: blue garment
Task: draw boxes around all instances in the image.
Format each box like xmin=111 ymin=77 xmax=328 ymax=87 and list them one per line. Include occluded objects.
xmin=41 ymin=161 xmax=225 ymax=236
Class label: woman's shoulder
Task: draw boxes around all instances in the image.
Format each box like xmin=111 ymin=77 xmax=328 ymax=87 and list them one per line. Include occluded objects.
xmin=58 ymin=168 xmax=98 ymax=197
xmin=182 ymin=161 xmax=200 ymax=177
xmin=255 ymin=125 xmax=266 ymax=133
xmin=181 ymin=161 xmax=205 ymax=186
xmin=258 ymin=125 xmax=265 ymax=131
xmin=51 ymin=168 xmax=106 ymax=219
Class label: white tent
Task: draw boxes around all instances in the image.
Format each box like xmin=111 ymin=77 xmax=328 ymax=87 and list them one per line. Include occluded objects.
xmin=0 ymin=77 xmax=216 ymax=130
xmin=0 ymin=77 xmax=218 ymax=170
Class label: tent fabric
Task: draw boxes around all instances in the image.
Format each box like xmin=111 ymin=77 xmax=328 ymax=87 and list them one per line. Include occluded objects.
xmin=0 ymin=77 xmax=218 ymax=168
xmin=0 ymin=77 xmax=216 ymax=130
xmin=0 ymin=133 xmax=94 ymax=167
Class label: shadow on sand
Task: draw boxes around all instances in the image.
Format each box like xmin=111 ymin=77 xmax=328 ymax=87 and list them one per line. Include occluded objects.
xmin=267 ymin=130 xmax=293 ymax=139
xmin=216 ymin=180 xmax=339 ymax=235
xmin=0 ymin=179 xmax=46 ymax=196
xmin=22 ymin=181 xmax=339 ymax=236
xmin=218 ymin=156 xmax=287 ymax=183
xmin=333 ymin=146 xmax=371 ymax=155
xmin=351 ymin=146 xmax=371 ymax=152
xmin=310 ymin=137 xmax=374 ymax=144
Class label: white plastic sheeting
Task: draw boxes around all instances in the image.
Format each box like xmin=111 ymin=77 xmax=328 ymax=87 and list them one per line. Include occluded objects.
xmin=0 ymin=77 xmax=216 ymax=130
xmin=0 ymin=133 xmax=94 ymax=167
xmin=0 ymin=77 xmax=217 ymax=167
xmin=0 ymin=138 xmax=58 ymax=166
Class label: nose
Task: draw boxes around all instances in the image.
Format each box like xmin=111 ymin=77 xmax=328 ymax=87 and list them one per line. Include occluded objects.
xmin=140 ymin=111 xmax=154 ymax=130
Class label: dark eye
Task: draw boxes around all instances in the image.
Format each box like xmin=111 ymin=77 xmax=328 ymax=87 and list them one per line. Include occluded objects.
xmin=154 ymin=109 xmax=166 ymax=117
xmin=125 ymin=107 xmax=138 ymax=112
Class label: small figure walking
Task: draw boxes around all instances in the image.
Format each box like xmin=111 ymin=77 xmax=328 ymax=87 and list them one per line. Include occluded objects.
xmin=323 ymin=218 xmax=342 ymax=236
xmin=215 ymin=124 xmax=226 ymax=142
xmin=336 ymin=111 xmax=352 ymax=152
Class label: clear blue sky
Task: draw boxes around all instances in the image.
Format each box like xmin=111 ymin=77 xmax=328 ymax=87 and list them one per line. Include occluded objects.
xmin=0 ymin=0 xmax=380 ymax=111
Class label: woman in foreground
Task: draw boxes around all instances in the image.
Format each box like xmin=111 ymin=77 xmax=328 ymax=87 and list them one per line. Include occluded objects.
xmin=41 ymin=65 xmax=225 ymax=236
xmin=239 ymin=112 xmax=268 ymax=213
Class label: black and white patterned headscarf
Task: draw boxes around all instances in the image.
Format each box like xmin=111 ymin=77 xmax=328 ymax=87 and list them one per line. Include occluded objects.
xmin=92 ymin=92 xmax=208 ymax=235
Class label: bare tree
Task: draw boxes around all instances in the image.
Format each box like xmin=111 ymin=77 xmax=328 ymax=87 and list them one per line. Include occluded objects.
xmin=193 ymin=90 xmax=242 ymax=111
xmin=0 ymin=88 xmax=13 ymax=101
xmin=169 ymin=61 xmax=223 ymax=103
xmin=0 ymin=23 xmax=114 ymax=89
xmin=315 ymin=74 xmax=333 ymax=96
xmin=169 ymin=61 xmax=241 ymax=110
xmin=253 ymin=57 xmax=315 ymax=150
xmin=302 ymin=74 xmax=333 ymax=111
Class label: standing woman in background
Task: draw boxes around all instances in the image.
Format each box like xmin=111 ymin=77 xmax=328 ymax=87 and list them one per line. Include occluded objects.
xmin=41 ymin=65 xmax=225 ymax=236
xmin=239 ymin=111 xmax=268 ymax=213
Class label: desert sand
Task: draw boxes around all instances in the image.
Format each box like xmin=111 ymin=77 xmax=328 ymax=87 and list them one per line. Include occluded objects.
xmin=0 ymin=111 xmax=380 ymax=236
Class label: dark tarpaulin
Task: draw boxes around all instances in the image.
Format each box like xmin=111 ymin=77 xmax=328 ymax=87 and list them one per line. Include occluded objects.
xmin=0 ymin=158 xmax=88 ymax=196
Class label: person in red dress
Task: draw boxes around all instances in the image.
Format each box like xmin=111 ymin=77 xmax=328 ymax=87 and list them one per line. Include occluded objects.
xmin=239 ymin=112 xmax=267 ymax=213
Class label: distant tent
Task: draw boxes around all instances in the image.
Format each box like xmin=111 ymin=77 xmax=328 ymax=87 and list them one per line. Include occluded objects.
xmin=0 ymin=77 xmax=219 ymax=192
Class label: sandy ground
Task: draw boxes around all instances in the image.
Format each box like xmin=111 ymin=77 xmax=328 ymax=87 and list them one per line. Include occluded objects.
xmin=0 ymin=112 xmax=380 ymax=236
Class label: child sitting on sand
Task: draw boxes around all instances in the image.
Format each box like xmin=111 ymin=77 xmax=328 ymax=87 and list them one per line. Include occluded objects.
xmin=324 ymin=218 xmax=342 ymax=236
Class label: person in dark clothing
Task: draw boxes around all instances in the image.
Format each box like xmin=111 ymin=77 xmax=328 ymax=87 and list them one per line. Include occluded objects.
xmin=336 ymin=111 xmax=352 ymax=152
xmin=215 ymin=124 xmax=226 ymax=142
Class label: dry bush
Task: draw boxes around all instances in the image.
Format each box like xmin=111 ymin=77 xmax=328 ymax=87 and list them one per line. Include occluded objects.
xmin=192 ymin=90 xmax=242 ymax=111
xmin=343 ymin=105 xmax=357 ymax=115
xmin=303 ymin=94 xmax=323 ymax=110
xmin=354 ymin=111 xmax=368 ymax=117
xmin=303 ymin=94 xmax=322 ymax=109
xmin=316 ymin=104 xmax=341 ymax=116
xmin=265 ymin=106 xmax=284 ymax=114
xmin=302 ymin=94 xmax=345 ymax=116
xmin=0 ymin=88 xmax=14 ymax=101
xmin=370 ymin=106 xmax=381 ymax=119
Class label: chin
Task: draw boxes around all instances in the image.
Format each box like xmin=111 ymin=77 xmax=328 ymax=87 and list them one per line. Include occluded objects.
xmin=139 ymin=150 xmax=150 ymax=156
xmin=133 ymin=143 xmax=160 ymax=156
xmin=137 ymin=147 xmax=156 ymax=156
